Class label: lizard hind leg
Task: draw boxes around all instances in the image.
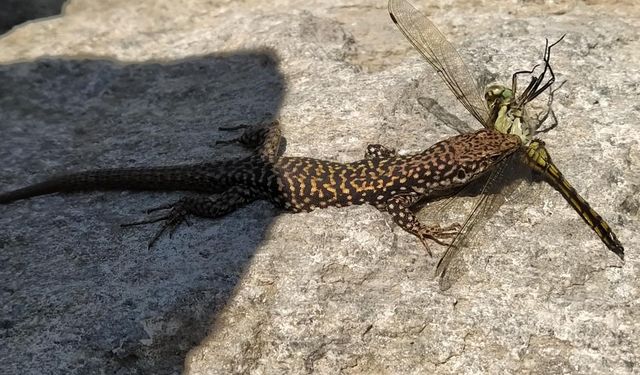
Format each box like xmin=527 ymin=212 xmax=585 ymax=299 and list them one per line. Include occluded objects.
xmin=122 ymin=186 xmax=257 ymax=248
xmin=383 ymin=195 xmax=461 ymax=256
xmin=217 ymin=121 xmax=283 ymax=162
xmin=217 ymin=123 xmax=271 ymax=147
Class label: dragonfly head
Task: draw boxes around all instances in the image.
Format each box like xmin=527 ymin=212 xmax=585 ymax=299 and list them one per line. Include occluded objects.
xmin=485 ymin=84 xmax=514 ymax=110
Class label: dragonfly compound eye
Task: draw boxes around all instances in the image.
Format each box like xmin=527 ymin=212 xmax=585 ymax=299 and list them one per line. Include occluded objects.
xmin=484 ymin=84 xmax=504 ymax=100
xmin=485 ymin=85 xmax=514 ymax=102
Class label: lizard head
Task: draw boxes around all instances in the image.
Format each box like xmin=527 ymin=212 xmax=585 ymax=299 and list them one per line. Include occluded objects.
xmin=431 ymin=129 xmax=522 ymax=189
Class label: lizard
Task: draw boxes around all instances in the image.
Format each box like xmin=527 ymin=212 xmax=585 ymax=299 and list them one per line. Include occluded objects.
xmin=0 ymin=121 xmax=522 ymax=251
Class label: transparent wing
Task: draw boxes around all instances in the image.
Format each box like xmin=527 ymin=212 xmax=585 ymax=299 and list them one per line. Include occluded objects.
xmin=389 ymin=0 xmax=490 ymax=126
xmin=417 ymin=97 xmax=476 ymax=135
xmin=429 ymin=154 xmax=530 ymax=291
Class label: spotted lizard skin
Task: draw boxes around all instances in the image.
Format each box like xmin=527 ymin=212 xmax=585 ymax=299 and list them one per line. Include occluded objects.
xmin=0 ymin=121 xmax=521 ymax=247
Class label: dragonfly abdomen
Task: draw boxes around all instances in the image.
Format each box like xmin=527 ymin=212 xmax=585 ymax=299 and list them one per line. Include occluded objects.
xmin=526 ymin=141 xmax=624 ymax=259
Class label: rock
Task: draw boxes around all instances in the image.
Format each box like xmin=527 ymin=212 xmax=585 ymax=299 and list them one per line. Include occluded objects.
xmin=0 ymin=0 xmax=638 ymax=374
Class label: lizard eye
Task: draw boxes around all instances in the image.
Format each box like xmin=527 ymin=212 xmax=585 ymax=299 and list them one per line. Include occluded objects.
xmin=456 ymin=169 xmax=466 ymax=180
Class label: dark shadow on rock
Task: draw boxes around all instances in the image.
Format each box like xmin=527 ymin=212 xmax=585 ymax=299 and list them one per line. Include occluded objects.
xmin=0 ymin=51 xmax=284 ymax=374
xmin=0 ymin=0 xmax=67 ymax=34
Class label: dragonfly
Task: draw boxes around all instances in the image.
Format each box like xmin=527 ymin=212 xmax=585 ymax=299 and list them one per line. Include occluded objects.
xmin=387 ymin=0 xmax=624 ymax=288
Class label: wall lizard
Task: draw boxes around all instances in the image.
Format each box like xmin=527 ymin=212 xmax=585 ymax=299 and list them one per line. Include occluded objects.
xmin=0 ymin=121 xmax=521 ymax=250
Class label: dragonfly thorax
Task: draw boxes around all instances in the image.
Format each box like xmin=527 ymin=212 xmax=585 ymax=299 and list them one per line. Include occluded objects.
xmin=484 ymin=84 xmax=533 ymax=145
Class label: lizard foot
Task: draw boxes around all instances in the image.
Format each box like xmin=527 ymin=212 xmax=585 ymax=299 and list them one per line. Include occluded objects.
xmin=216 ymin=120 xmax=279 ymax=146
xmin=416 ymin=223 xmax=462 ymax=256
xmin=216 ymin=125 xmax=249 ymax=145
xmin=121 ymin=199 xmax=191 ymax=249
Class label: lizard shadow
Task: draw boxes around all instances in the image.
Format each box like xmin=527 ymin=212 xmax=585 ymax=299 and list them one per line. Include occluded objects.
xmin=0 ymin=50 xmax=284 ymax=373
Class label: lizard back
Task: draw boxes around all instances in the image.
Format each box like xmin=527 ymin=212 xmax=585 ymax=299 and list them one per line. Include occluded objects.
xmin=272 ymin=129 xmax=521 ymax=212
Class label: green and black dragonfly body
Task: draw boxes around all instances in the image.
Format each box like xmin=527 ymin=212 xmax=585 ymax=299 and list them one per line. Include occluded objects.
xmin=388 ymin=0 xmax=624 ymax=281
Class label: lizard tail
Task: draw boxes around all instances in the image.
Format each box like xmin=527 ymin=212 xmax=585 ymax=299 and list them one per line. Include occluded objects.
xmin=0 ymin=165 xmax=226 ymax=204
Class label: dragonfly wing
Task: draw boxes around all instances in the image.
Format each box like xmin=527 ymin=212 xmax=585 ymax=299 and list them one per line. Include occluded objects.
xmin=432 ymin=154 xmax=529 ymax=291
xmin=389 ymin=0 xmax=490 ymax=126
xmin=417 ymin=97 xmax=477 ymax=135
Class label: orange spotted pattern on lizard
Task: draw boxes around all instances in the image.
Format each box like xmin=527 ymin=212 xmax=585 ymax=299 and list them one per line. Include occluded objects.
xmin=0 ymin=121 xmax=521 ymax=249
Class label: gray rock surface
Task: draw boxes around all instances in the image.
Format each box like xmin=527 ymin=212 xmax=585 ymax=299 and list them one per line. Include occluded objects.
xmin=1 ymin=0 xmax=638 ymax=374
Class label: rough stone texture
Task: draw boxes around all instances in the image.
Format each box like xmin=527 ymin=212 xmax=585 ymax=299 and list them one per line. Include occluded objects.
xmin=0 ymin=0 xmax=638 ymax=374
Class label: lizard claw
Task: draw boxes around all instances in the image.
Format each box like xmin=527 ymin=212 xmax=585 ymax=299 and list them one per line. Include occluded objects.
xmin=121 ymin=200 xmax=189 ymax=249
xmin=416 ymin=223 xmax=462 ymax=255
xmin=145 ymin=202 xmax=176 ymax=214
xmin=147 ymin=205 xmax=187 ymax=248
xmin=437 ymin=222 xmax=462 ymax=237
xmin=218 ymin=124 xmax=250 ymax=132
xmin=216 ymin=124 xmax=250 ymax=145
xmin=418 ymin=237 xmax=434 ymax=257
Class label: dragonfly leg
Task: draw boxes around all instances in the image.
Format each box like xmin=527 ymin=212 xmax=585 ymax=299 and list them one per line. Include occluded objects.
xmin=511 ymin=64 xmax=539 ymax=95
xmin=121 ymin=186 xmax=256 ymax=248
xmin=517 ymin=35 xmax=566 ymax=105
xmin=535 ymin=80 xmax=566 ymax=134
xmin=217 ymin=121 xmax=283 ymax=162
xmin=383 ymin=195 xmax=461 ymax=256
xmin=364 ymin=144 xmax=398 ymax=159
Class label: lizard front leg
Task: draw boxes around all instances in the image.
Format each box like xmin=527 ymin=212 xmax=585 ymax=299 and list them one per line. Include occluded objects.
xmin=364 ymin=144 xmax=397 ymax=159
xmin=383 ymin=195 xmax=460 ymax=256
xmin=122 ymin=186 xmax=257 ymax=248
